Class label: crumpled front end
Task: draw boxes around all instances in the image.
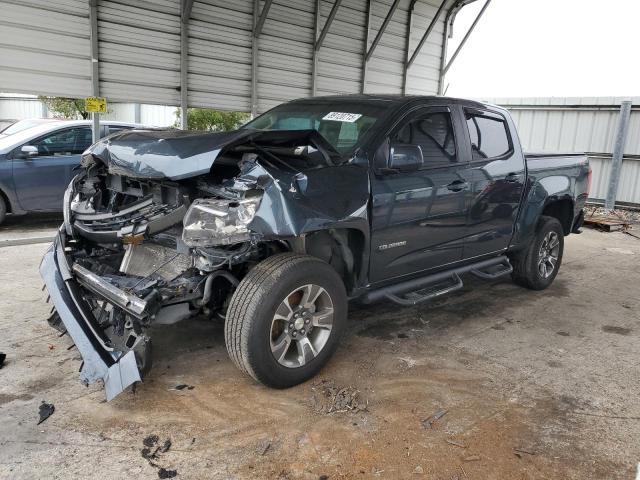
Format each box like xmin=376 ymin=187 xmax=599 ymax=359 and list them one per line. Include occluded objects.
xmin=40 ymin=129 xmax=370 ymax=401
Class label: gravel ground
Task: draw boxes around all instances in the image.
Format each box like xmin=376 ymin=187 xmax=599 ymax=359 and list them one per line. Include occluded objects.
xmin=0 ymin=219 xmax=638 ymax=479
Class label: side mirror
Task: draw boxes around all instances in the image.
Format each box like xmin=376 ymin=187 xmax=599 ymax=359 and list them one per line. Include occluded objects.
xmin=21 ymin=145 xmax=38 ymax=157
xmin=389 ymin=144 xmax=423 ymax=172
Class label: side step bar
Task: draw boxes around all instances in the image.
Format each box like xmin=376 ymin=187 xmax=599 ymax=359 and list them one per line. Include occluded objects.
xmin=361 ymin=256 xmax=513 ymax=306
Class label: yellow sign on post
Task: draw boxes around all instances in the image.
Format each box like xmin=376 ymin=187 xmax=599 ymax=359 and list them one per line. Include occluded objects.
xmin=85 ymin=97 xmax=107 ymax=113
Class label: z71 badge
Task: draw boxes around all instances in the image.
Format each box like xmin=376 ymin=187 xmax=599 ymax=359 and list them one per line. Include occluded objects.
xmin=378 ymin=241 xmax=407 ymax=251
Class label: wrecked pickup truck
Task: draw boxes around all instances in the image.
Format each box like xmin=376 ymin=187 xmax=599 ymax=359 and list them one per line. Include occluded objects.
xmin=41 ymin=95 xmax=591 ymax=400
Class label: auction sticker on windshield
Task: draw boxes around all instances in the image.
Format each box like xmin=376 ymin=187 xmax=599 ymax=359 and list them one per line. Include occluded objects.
xmin=323 ymin=112 xmax=362 ymax=122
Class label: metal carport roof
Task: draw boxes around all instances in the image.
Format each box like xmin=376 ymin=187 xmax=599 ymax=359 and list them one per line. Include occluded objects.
xmin=0 ymin=0 xmax=487 ymax=121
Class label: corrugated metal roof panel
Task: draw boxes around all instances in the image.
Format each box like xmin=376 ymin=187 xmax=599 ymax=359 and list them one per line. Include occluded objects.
xmin=1 ymin=0 xmax=448 ymax=110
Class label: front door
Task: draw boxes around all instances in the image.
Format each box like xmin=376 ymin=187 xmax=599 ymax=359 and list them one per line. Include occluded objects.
xmin=369 ymin=107 xmax=472 ymax=284
xmin=461 ymin=107 xmax=526 ymax=258
xmin=12 ymin=127 xmax=92 ymax=211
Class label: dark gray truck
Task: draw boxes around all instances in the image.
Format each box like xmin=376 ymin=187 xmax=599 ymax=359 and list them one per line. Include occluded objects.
xmin=40 ymin=95 xmax=591 ymax=400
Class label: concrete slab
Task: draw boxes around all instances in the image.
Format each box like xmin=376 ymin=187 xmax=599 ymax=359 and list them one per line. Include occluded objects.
xmin=0 ymin=228 xmax=638 ymax=479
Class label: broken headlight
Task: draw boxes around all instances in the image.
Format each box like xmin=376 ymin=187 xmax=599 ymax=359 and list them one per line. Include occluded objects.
xmin=182 ymin=194 xmax=262 ymax=247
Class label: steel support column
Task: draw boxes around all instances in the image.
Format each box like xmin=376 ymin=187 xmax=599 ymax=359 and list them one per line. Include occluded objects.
xmin=402 ymin=0 xmax=415 ymax=95
xmin=438 ymin=0 xmax=478 ymax=95
xmin=440 ymin=0 xmax=490 ymax=78
xmin=360 ymin=0 xmax=372 ymax=93
xmin=89 ymin=0 xmax=100 ymax=142
xmin=311 ymin=0 xmax=322 ymax=96
xmin=179 ymin=0 xmax=193 ymax=129
xmin=251 ymin=0 xmax=273 ymax=116
xmin=312 ymin=0 xmax=343 ymax=96
xmin=605 ymin=100 xmax=633 ymax=211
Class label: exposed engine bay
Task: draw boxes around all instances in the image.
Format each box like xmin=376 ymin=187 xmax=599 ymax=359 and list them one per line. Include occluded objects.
xmin=43 ymin=128 xmax=370 ymax=398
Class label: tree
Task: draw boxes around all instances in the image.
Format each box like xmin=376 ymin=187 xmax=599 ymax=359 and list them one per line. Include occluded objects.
xmin=175 ymin=108 xmax=250 ymax=131
xmin=38 ymin=96 xmax=89 ymax=119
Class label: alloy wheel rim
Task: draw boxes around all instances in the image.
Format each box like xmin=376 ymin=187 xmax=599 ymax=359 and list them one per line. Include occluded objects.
xmin=537 ymin=231 xmax=560 ymax=278
xmin=270 ymin=284 xmax=334 ymax=368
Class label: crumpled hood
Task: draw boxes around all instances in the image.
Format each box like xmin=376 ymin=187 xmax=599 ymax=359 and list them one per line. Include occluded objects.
xmin=85 ymin=128 xmax=343 ymax=180
xmin=86 ymin=129 xmax=251 ymax=180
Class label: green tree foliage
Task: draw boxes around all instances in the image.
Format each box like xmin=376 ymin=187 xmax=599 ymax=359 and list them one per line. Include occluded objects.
xmin=175 ymin=108 xmax=250 ymax=131
xmin=38 ymin=96 xmax=89 ymax=119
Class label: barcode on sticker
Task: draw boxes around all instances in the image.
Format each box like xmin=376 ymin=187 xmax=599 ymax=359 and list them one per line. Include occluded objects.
xmin=322 ymin=112 xmax=362 ymax=122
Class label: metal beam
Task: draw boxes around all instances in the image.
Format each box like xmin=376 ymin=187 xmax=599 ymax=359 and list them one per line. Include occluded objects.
xmin=406 ymin=0 xmax=448 ymax=70
xmin=441 ymin=0 xmax=491 ymax=77
xmin=254 ymin=0 xmax=273 ymax=37
xmin=179 ymin=0 xmax=190 ymax=129
xmin=250 ymin=0 xmax=260 ymax=116
xmin=89 ymin=0 xmax=100 ymax=142
xmin=360 ymin=0 xmax=372 ymax=93
xmin=402 ymin=0 xmax=415 ymax=95
xmin=315 ymin=0 xmax=343 ymax=51
xmin=182 ymin=0 xmax=194 ymax=20
xmin=438 ymin=0 xmax=478 ymax=94
xmin=365 ymin=0 xmax=401 ymax=62
xmin=605 ymin=100 xmax=633 ymax=211
xmin=311 ymin=0 xmax=321 ymax=96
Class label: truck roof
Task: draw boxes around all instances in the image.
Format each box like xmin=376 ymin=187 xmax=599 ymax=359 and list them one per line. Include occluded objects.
xmin=288 ymin=94 xmax=489 ymax=110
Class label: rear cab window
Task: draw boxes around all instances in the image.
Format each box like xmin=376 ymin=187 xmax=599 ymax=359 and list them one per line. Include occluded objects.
xmin=464 ymin=109 xmax=513 ymax=160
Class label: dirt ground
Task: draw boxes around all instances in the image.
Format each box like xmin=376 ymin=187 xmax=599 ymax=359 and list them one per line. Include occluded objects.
xmin=0 ymin=215 xmax=638 ymax=480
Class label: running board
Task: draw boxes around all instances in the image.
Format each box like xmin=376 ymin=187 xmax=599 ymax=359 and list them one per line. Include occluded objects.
xmin=361 ymin=256 xmax=512 ymax=306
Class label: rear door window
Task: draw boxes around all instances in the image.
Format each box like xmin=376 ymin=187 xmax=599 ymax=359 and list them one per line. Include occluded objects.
xmin=465 ymin=110 xmax=512 ymax=160
xmin=29 ymin=127 xmax=92 ymax=156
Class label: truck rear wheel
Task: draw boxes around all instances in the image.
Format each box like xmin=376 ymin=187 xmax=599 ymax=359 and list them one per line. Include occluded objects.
xmin=510 ymin=215 xmax=564 ymax=290
xmin=224 ymin=253 xmax=347 ymax=388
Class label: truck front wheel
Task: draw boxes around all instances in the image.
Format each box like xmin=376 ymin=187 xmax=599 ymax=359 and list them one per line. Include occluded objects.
xmin=510 ymin=215 xmax=564 ymax=290
xmin=224 ymin=253 xmax=347 ymax=388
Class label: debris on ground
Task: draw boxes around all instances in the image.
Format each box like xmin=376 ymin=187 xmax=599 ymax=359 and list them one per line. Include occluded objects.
xmin=172 ymin=384 xmax=194 ymax=391
xmin=513 ymin=447 xmax=536 ymax=458
xmin=140 ymin=435 xmax=177 ymax=478
xmin=0 ymin=352 xmax=5 ymax=369
xmin=421 ymin=408 xmax=448 ymax=429
xmin=311 ymin=380 xmax=368 ymax=414
xmin=463 ymin=455 xmax=481 ymax=462
xmin=143 ymin=434 xmax=160 ymax=448
xmin=157 ymin=468 xmax=177 ymax=479
xmin=37 ymin=401 xmax=55 ymax=425
xmin=446 ymin=439 xmax=466 ymax=448
xmin=257 ymin=440 xmax=271 ymax=456
xmin=413 ymin=465 xmax=424 ymax=474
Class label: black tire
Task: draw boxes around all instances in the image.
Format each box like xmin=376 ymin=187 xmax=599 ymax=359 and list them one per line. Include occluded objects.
xmin=0 ymin=196 xmax=6 ymax=225
xmin=510 ymin=215 xmax=564 ymax=290
xmin=225 ymin=253 xmax=347 ymax=388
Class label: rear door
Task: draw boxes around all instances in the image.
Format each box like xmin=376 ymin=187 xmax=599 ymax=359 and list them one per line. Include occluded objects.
xmin=369 ymin=106 xmax=472 ymax=283
xmin=461 ymin=107 xmax=526 ymax=257
xmin=11 ymin=126 xmax=92 ymax=211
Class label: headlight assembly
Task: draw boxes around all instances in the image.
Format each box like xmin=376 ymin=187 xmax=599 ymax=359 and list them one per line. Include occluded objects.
xmin=182 ymin=194 xmax=262 ymax=247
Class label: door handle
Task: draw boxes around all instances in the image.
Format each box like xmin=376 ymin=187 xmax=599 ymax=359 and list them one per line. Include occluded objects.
xmin=446 ymin=180 xmax=468 ymax=192
xmin=505 ymin=173 xmax=521 ymax=183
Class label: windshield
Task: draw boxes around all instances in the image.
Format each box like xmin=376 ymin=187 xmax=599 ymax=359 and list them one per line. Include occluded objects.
xmin=242 ymin=102 xmax=383 ymax=155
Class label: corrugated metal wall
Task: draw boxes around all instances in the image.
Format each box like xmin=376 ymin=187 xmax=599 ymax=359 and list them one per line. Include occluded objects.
xmin=485 ymin=97 xmax=640 ymax=207
xmin=0 ymin=0 xmax=92 ymax=97
xmin=0 ymin=0 xmax=450 ymax=114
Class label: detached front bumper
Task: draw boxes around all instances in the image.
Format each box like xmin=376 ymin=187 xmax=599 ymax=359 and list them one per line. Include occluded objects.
xmin=40 ymin=231 xmax=141 ymax=401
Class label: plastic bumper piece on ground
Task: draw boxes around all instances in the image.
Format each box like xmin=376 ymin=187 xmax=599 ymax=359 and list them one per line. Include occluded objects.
xmin=39 ymin=234 xmax=141 ymax=401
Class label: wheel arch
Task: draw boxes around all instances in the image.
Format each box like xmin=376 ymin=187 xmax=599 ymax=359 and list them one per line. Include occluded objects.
xmin=541 ymin=197 xmax=574 ymax=235
xmin=286 ymin=228 xmax=367 ymax=294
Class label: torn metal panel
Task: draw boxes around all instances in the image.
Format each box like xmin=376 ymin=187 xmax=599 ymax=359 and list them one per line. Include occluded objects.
xmin=40 ymin=241 xmax=141 ymax=401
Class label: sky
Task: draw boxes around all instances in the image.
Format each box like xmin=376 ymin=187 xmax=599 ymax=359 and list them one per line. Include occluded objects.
xmin=444 ymin=0 xmax=640 ymax=98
